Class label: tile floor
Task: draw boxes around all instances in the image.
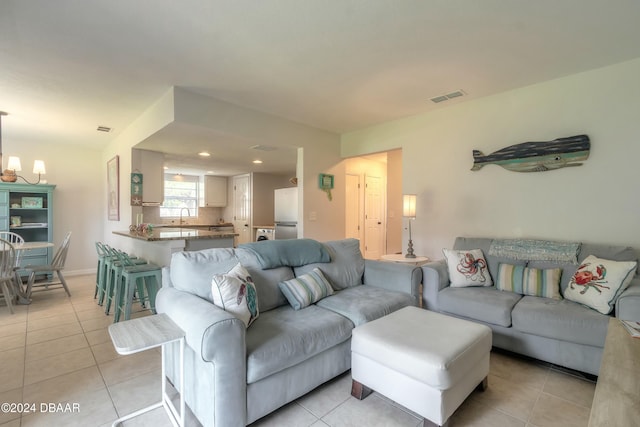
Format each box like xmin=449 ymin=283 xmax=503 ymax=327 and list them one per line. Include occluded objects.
xmin=0 ymin=274 xmax=596 ymax=427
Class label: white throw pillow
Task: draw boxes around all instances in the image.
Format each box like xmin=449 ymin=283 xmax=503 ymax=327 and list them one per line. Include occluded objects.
xmin=443 ymin=248 xmax=493 ymax=287
xmin=564 ymin=255 xmax=637 ymax=314
xmin=211 ymin=263 xmax=259 ymax=328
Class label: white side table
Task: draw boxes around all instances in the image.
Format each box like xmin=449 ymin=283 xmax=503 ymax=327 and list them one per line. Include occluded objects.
xmin=380 ymin=254 xmax=430 ymax=266
xmin=108 ymin=313 xmax=185 ymax=427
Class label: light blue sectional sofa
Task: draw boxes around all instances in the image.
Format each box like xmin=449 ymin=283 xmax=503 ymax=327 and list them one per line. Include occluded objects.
xmin=422 ymin=237 xmax=640 ymax=376
xmin=156 ymin=238 xmax=422 ymax=427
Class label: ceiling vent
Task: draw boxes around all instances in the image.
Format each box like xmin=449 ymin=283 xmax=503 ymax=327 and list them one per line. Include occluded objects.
xmin=250 ymin=144 xmax=277 ymax=151
xmin=97 ymin=126 xmax=112 ymax=132
xmin=430 ymin=90 xmax=466 ymax=104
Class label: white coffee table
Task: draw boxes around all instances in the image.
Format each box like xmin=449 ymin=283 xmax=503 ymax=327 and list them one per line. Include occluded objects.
xmin=108 ymin=313 xmax=185 ymax=427
xmin=351 ymin=307 xmax=491 ymax=426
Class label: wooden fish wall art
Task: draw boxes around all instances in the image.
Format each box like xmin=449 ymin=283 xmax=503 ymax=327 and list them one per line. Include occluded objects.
xmin=471 ymin=135 xmax=590 ymax=173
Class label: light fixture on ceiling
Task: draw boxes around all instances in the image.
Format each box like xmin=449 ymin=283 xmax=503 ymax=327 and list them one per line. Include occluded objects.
xmin=252 ymin=160 xmax=263 ymax=164
xmin=198 ymin=151 xmax=211 ymax=157
xmin=0 ymin=111 xmax=47 ymax=185
xmin=5 ymin=156 xmax=46 ymax=185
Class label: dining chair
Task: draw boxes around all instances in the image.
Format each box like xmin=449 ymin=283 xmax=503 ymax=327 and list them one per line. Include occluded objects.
xmin=24 ymin=231 xmax=72 ymax=298
xmin=0 ymin=238 xmax=17 ymax=314
xmin=0 ymin=231 xmax=25 ymax=289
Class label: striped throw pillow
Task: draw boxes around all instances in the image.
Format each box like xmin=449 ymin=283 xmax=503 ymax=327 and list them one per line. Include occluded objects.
xmin=278 ymin=268 xmax=334 ymax=310
xmin=497 ymin=263 xmax=562 ymax=300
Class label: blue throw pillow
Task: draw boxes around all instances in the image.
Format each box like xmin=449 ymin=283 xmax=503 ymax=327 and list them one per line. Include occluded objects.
xmin=278 ymin=268 xmax=334 ymax=310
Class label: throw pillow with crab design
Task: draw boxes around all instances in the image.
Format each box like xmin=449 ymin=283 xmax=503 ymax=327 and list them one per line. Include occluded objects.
xmin=564 ymin=255 xmax=637 ymax=314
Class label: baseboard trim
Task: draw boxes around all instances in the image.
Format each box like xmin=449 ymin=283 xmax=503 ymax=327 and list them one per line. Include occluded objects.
xmin=65 ymin=269 xmax=96 ymax=277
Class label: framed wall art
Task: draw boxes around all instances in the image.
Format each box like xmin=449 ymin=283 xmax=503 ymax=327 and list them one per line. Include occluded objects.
xmin=107 ymin=155 xmax=120 ymax=221
xmin=131 ymin=172 xmax=143 ymax=206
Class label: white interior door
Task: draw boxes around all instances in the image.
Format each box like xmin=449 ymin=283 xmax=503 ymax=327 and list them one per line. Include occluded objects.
xmin=233 ymin=174 xmax=251 ymax=245
xmin=345 ymin=174 xmax=362 ymax=248
xmin=364 ymin=175 xmax=385 ymax=259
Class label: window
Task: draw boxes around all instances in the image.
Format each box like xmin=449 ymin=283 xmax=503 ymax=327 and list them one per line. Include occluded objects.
xmin=160 ymin=174 xmax=199 ymax=218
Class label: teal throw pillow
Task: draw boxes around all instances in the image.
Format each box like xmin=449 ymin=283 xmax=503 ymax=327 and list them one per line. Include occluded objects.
xmin=497 ymin=263 xmax=562 ymax=300
xmin=279 ymin=268 xmax=334 ymax=310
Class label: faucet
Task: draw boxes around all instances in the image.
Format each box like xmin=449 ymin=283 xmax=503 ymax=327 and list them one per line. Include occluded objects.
xmin=180 ymin=207 xmax=191 ymax=226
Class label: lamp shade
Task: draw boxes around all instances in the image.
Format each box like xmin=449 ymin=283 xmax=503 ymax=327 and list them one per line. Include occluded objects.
xmin=403 ymin=194 xmax=417 ymax=218
xmin=7 ymin=156 xmax=22 ymax=171
xmin=33 ymin=160 xmax=46 ymax=175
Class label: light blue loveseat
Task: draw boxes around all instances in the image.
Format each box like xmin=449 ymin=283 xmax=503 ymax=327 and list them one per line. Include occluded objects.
xmin=421 ymin=237 xmax=640 ymax=376
xmin=156 ymin=238 xmax=422 ymax=427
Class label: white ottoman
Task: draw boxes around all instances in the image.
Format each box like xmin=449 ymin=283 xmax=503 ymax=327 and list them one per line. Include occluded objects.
xmin=351 ymin=306 xmax=492 ymax=427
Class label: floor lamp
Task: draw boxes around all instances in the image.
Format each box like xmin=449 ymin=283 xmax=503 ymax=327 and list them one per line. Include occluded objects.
xmin=403 ymin=194 xmax=416 ymax=258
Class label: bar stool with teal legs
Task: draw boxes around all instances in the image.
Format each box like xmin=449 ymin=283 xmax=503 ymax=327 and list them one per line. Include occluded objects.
xmin=113 ymin=250 xmax=161 ymax=323
xmin=103 ymin=245 xmax=147 ymax=313
xmin=94 ymin=242 xmax=112 ymax=301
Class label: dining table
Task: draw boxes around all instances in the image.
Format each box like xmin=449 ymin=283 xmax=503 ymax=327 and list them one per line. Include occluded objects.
xmin=12 ymin=241 xmax=55 ymax=304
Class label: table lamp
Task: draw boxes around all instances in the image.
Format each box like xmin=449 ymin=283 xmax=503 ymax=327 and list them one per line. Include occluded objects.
xmin=403 ymin=194 xmax=417 ymax=258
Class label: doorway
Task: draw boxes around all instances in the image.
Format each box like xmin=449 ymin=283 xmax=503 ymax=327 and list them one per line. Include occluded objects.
xmin=364 ymin=174 xmax=385 ymax=259
xmin=344 ymin=149 xmax=402 ymax=259
xmin=345 ymin=174 xmax=361 ymax=241
xmin=232 ymin=174 xmax=251 ymax=245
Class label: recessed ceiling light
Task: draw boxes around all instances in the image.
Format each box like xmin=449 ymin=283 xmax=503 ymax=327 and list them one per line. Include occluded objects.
xmin=163 ymin=166 xmax=169 ymax=170
xmin=252 ymin=160 xmax=263 ymax=164
xmin=198 ymin=151 xmax=211 ymax=157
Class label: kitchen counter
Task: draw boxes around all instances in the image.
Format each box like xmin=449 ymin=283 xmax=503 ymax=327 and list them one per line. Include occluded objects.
xmin=113 ymin=227 xmax=236 ymax=242
xmin=113 ymin=227 xmax=237 ymax=266
xmin=152 ymin=223 xmax=234 ymax=229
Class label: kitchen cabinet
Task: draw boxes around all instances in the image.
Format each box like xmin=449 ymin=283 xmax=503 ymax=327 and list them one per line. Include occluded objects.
xmin=135 ymin=149 xmax=164 ymax=205
xmin=0 ymin=183 xmax=55 ymax=270
xmin=202 ymin=175 xmax=227 ymax=207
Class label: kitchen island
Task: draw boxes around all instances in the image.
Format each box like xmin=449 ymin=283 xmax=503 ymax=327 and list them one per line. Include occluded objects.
xmin=113 ymin=227 xmax=237 ymax=266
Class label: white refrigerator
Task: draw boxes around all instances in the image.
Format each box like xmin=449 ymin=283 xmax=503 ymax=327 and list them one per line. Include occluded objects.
xmin=274 ymin=187 xmax=298 ymax=239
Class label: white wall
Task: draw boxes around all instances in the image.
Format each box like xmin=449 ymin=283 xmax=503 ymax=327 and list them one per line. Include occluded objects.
xmin=102 ymin=86 xmax=345 ymax=255
xmin=173 ymin=88 xmax=345 ymax=241
xmin=251 ymin=173 xmax=294 ymax=227
xmin=342 ymin=58 xmax=640 ymax=259
xmin=103 ymin=88 xmax=176 ymax=255
xmin=4 ymin=139 xmax=103 ymax=274
xmin=386 ymin=149 xmax=403 ymax=254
